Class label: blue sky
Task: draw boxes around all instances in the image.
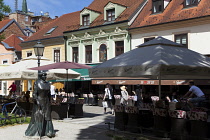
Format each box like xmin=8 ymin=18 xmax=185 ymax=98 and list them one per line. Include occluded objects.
xmin=4 ymin=0 xmax=94 ymax=18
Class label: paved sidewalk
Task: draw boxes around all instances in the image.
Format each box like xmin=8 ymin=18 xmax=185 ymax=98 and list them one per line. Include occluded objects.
xmin=0 ymin=105 xmax=115 ymax=140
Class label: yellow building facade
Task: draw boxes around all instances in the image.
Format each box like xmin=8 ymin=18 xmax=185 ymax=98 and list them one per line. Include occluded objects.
xmin=21 ymin=42 xmax=66 ymax=92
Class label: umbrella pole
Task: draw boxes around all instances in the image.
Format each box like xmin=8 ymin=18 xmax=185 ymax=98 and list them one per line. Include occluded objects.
xmin=158 ymin=73 xmax=161 ymax=98
xmin=66 ymin=69 xmax=69 ymax=118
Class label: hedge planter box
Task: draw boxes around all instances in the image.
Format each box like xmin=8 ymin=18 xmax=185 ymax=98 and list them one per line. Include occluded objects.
xmin=125 ymin=106 xmax=140 ymax=133
xmin=139 ymin=109 xmax=154 ymax=128
xmin=114 ymin=105 xmax=128 ymax=131
xmin=18 ymin=102 xmax=33 ymax=115
xmin=51 ymin=104 xmax=68 ymax=119
xmin=68 ymin=104 xmax=83 ymax=117
xmin=153 ymin=108 xmax=170 ymax=138
xmin=169 ymin=110 xmax=189 ymax=140
xmin=170 ymin=118 xmax=190 ymax=140
xmin=114 ymin=95 xmax=121 ymax=105
xmin=98 ymin=99 xmax=103 ymax=107
xmin=187 ymin=111 xmax=209 ymax=139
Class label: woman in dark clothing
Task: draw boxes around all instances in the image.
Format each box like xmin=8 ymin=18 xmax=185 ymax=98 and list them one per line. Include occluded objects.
xmin=25 ymin=71 xmax=55 ymax=138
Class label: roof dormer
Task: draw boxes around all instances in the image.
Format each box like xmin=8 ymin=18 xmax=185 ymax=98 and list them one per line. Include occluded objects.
xmin=152 ymin=0 xmax=171 ymax=14
xmin=80 ymin=8 xmax=100 ymax=26
xmin=184 ymin=0 xmax=201 ymax=8
xmin=104 ymin=2 xmax=126 ymax=22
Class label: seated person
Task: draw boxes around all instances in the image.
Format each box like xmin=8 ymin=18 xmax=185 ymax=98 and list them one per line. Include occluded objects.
xmin=183 ymin=81 xmax=206 ymax=108
xmin=171 ymin=91 xmax=178 ymax=102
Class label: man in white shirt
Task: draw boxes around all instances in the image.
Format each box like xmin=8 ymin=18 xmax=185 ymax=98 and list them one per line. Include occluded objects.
xmin=103 ymin=83 xmax=115 ymax=115
xmin=50 ymin=82 xmax=56 ymax=100
xmin=183 ymin=81 xmax=206 ymax=107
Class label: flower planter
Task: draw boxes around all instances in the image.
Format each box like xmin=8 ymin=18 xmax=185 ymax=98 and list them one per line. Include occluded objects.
xmin=187 ymin=111 xmax=209 ymax=139
xmin=169 ymin=110 xmax=189 ymax=140
xmin=114 ymin=105 xmax=128 ymax=131
xmin=68 ymin=104 xmax=83 ymax=117
xmin=51 ymin=104 xmax=68 ymax=119
xmin=139 ymin=109 xmax=154 ymax=128
xmin=125 ymin=106 xmax=140 ymax=133
xmin=153 ymin=108 xmax=170 ymax=138
xmin=114 ymin=95 xmax=121 ymax=105
xmin=98 ymin=99 xmax=103 ymax=107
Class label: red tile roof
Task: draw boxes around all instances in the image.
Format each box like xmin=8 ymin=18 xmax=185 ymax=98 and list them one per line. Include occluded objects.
xmin=0 ymin=19 xmax=13 ymax=30
xmin=130 ymin=0 xmax=210 ymax=29
xmin=81 ymin=7 xmax=101 ymax=14
xmin=24 ymin=11 xmax=80 ymax=42
xmin=3 ymin=34 xmax=28 ymax=51
xmin=85 ymin=0 xmax=146 ymax=27
xmin=24 ymin=0 xmax=145 ymax=42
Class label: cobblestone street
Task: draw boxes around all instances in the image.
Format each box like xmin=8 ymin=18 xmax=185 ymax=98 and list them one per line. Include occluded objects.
xmin=0 ymin=105 xmax=115 ymax=140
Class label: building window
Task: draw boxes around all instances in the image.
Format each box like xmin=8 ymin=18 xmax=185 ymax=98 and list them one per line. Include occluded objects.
xmin=99 ymin=44 xmax=107 ymax=62
xmin=2 ymin=60 xmax=8 ymax=64
xmin=184 ymin=0 xmax=199 ymax=7
xmin=72 ymin=47 xmax=78 ymax=63
xmin=85 ymin=45 xmax=92 ymax=63
xmin=107 ymin=9 xmax=115 ymax=22
xmin=115 ymin=41 xmax=124 ymax=56
xmin=25 ymin=16 xmax=28 ymax=21
xmin=54 ymin=49 xmax=60 ymax=62
xmin=152 ymin=0 xmax=164 ymax=13
xmin=46 ymin=26 xmax=57 ymax=35
xmin=175 ymin=34 xmax=188 ymax=48
xmin=27 ymin=52 xmax=32 ymax=57
xmin=82 ymin=15 xmax=90 ymax=26
xmin=144 ymin=37 xmax=155 ymax=42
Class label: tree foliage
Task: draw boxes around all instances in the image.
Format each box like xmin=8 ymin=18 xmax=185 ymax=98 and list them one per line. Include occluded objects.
xmin=0 ymin=0 xmax=11 ymax=21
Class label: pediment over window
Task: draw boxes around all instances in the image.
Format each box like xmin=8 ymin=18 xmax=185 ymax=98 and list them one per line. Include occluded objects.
xmin=104 ymin=2 xmax=126 ymax=22
xmin=80 ymin=8 xmax=100 ymax=26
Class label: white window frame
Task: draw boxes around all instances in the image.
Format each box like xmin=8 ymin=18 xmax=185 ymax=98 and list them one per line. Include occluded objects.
xmin=2 ymin=59 xmax=8 ymax=64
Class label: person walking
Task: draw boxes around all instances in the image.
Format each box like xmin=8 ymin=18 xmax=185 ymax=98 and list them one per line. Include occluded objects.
xmin=120 ymin=86 xmax=128 ymax=106
xmin=103 ymin=83 xmax=115 ymax=115
xmin=8 ymin=82 xmax=17 ymax=97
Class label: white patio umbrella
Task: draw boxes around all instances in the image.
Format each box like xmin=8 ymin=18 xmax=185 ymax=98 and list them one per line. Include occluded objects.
xmin=89 ymin=37 xmax=210 ymax=97
xmin=0 ymin=55 xmax=80 ymax=80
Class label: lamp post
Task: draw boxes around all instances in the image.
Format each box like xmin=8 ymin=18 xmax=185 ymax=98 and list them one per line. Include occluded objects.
xmin=33 ymin=42 xmax=45 ymax=67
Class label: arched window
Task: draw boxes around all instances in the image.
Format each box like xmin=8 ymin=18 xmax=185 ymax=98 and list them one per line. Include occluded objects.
xmin=99 ymin=44 xmax=107 ymax=62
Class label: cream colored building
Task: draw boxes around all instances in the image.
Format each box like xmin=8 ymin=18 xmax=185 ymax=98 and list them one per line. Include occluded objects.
xmin=129 ymin=0 xmax=210 ymax=56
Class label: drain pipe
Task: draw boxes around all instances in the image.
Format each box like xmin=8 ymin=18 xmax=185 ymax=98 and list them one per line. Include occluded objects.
xmin=63 ymin=36 xmax=67 ymax=61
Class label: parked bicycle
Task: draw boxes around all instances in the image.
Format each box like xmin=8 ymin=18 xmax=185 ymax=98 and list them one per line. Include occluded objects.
xmin=0 ymin=97 xmax=26 ymax=125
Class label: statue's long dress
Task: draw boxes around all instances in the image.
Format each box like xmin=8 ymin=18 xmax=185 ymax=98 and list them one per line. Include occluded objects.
xmin=25 ymin=80 xmax=55 ymax=137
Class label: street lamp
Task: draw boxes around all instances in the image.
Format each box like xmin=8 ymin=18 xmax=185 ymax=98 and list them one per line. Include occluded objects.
xmin=33 ymin=41 xmax=45 ymax=67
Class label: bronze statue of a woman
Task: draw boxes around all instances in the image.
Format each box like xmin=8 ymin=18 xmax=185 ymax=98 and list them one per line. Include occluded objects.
xmin=25 ymin=71 xmax=55 ymax=138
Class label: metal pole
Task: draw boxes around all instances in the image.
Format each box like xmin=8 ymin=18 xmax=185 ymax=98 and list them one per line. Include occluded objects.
xmin=66 ymin=69 xmax=69 ymax=118
xmin=158 ymin=73 xmax=161 ymax=98
xmin=38 ymin=56 xmax=40 ymax=67
xmin=37 ymin=56 xmax=41 ymax=78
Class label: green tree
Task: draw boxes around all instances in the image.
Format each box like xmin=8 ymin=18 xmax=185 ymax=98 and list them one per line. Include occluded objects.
xmin=0 ymin=0 xmax=11 ymax=21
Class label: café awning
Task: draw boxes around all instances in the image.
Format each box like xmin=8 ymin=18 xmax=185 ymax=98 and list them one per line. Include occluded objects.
xmin=51 ymin=64 xmax=96 ymax=82
xmin=91 ymin=78 xmax=210 ymax=85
